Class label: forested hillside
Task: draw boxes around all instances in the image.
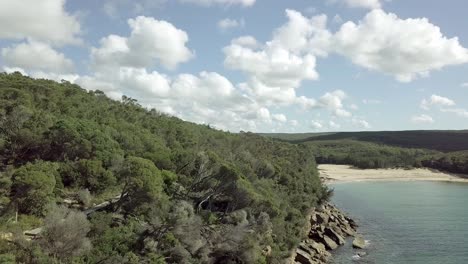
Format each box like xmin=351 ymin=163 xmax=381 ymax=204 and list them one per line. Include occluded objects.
xmin=305 ymin=140 xmax=434 ymax=169
xmin=0 ymin=73 xmax=330 ymax=264
xmin=270 ymin=131 xmax=468 ymax=152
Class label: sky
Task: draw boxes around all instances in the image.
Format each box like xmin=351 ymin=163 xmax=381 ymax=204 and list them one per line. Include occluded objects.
xmin=1 ymin=0 xmax=468 ymax=133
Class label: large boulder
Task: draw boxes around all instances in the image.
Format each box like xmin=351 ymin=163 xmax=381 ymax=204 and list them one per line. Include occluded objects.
xmin=309 ymin=241 xmax=327 ymax=255
xmin=325 ymin=227 xmax=345 ymax=245
xmin=352 ymin=235 xmax=366 ymax=249
xmin=316 ymin=212 xmax=330 ymax=225
xmin=322 ymin=235 xmax=339 ymax=250
xmin=295 ymin=248 xmax=316 ymax=264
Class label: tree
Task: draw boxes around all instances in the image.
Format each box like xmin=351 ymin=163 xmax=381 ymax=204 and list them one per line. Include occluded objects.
xmin=11 ymin=161 xmax=57 ymax=215
xmin=75 ymin=159 xmax=116 ymax=193
xmin=118 ymin=157 xmax=164 ymax=214
xmin=39 ymin=205 xmax=91 ymax=261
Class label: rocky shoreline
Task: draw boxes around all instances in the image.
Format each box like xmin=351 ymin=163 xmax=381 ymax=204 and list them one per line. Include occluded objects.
xmin=291 ymin=203 xmax=364 ymax=264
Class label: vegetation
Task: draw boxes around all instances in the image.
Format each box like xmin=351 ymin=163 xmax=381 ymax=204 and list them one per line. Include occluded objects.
xmin=0 ymin=73 xmax=330 ymax=263
xmin=269 ymin=130 xmax=468 ymax=152
xmin=268 ymin=132 xmax=468 ymax=175
xmin=305 ymin=140 xmax=432 ymax=169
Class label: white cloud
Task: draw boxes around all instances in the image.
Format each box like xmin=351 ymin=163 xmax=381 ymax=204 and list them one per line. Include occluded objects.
xmin=179 ymin=0 xmax=255 ymax=7
xmin=333 ymin=10 xmax=468 ymax=82
xmin=420 ymin=94 xmax=455 ymax=110
xmin=91 ymin=16 xmax=193 ymax=70
xmin=218 ymin=18 xmax=245 ymax=31
xmin=461 ymin=82 xmax=468 ymax=87
xmin=318 ymin=90 xmax=352 ymax=117
xmin=440 ymin=108 xmax=468 ymax=118
xmin=2 ymin=40 xmax=74 ymax=73
xmin=223 ymin=9 xmax=337 ymax=112
xmin=349 ymin=104 xmax=358 ymax=110
xmin=411 ymin=114 xmax=434 ymax=124
xmin=3 ymin=66 xmax=79 ymax=84
xmin=362 ymin=99 xmax=381 ymax=105
xmin=329 ymin=120 xmax=341 ymax=129
xmin=311 ymin=120 xmax=323 ymax=130
xmin=224 ymin=42 xmax=319 ymax=89
xmin=75 ymin=68 xmax=285 ymax=132
xmin=103 ymin=0 xmax=167 ymax=18
xmin=0 ymin=0 xmax=81 ymax=45
xmin=352 ymin=118 xmax=371 ymax=128
xmin=223 ymin=10 xmax=333 ymax=89
xmin=230 ymin=36 xmax=259 ymax=48
xmin=332 ymin=14 xmax=343 ymax=24
xmin=272 ymin=114 xmax=287 ymax=122
xmin=343 ymin=0 xmax=382 ymax=9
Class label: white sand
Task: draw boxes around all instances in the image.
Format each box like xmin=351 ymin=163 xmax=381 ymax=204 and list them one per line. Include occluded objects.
xmin=318 ymin=164 xmax=468 ymax=183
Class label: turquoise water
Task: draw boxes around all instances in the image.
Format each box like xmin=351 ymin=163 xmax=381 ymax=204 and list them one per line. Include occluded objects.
xmin=330 ymin=181 xmax=468 ymax=264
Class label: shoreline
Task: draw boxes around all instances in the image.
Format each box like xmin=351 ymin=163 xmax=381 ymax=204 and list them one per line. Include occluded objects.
xmin=319 ymin=164 xmax=468 ymax=184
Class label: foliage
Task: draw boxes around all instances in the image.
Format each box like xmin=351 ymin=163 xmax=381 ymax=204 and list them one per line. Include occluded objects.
xmin=0 ymin=73 xmax=329 ymax=263
xmin=10 ymin=161 xmax=58 ymax=215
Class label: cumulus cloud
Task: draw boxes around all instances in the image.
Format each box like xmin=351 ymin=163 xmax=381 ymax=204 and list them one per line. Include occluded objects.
xmin=2 ymin=40 xmax=74 ymax=73
xmin=333 ymin=10 xmax=468 ymax=82
xmin=343 ymin=0 xmax=382 ymax=9
xmin=3 ymin=66 xmax=79 ymax=84
xmin=179 ymin=0 xmax=255 ymax=7
xmin=91 ymin=16 xmax=193 ymax=70
xmin=317 ymin=90 xmax=352 ymax=117
xmin=352 ymin=118 xmax=371 ymax=128
xmin=223 ymin=10 xmax=338 ymax=113
xmin=411 ymin=114 xmax=434 ymax=124
xmin=440 ymin=108 xmax=468 ymax=118
xmin=218 ymin=18 xmax=245 ymax=31
xmin=362 ymin=99 xmax=381 ymax=105
xmin=75 ymin=68 xmax=281 ymax=131
xmin=272 ymin=114 xmax=287 ymax=122
xmin=281 ymin=8 xmax=468 ymax=82
xmin=310 ymin=120 xmax=323 ymax=130
xmin=223 ymin=10 xmax=334 ymax=89
xmin=0 ymin=0 xmax=81 ymax=45
xmin=420 ymin=94 xmax=455 ymax=110
xmin=329 ymin=120 xmax=341 ymax=129
xmin=103 ymin=0 xmax=167 ymax=18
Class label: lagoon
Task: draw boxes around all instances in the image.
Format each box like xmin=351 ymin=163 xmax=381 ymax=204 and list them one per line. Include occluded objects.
xmin=330 ymin=181 xmax=468 ymax=264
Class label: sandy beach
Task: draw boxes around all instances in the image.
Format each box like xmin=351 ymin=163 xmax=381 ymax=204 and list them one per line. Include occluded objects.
xmin=319 ymin=164 xmax=468 ymax=183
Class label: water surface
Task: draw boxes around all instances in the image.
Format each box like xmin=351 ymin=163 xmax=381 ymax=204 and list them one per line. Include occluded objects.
xmin=330 ymin=181 xmax=468 ymax=264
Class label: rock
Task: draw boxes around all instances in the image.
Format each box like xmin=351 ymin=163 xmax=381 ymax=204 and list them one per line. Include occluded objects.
xmin=299 ymin=242 xmax=316 ymax=257
xmin=316 ymin=212 xmax=329 ymax=225
xmin=310 ymin=212 xmax=317 ymax=224
xmin=325 ymin=227 xmax=345 ymax=245
xmin=356 ymin=251 xmax=367 ymax=257
xmin=352 ymin=235 xmax=366 ymax=249
xmin=24 ymin=227 xmax=42 ymax=237
xmin=262 ymin=245 xmax=272 ymax=256
xmin=340 ymin=224 xmax=356 ymax=236
xmin=295 ymin=248 xmax=316 ymax=264
xmin=309 ymin=241 xmax=327 ymax=254
xmin=322 ymin=235 xmax=338 ymax=250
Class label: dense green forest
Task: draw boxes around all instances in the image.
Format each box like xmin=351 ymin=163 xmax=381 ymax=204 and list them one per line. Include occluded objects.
xmin=304 ymin=140 xmax=433 ymax=169
xmin=266 ymin=131 xmax=468 ymax=152
xmin=265 ymin=132 xmax=468 ymax=174
xmin=0 ymin=73 xmax=331 ymax=264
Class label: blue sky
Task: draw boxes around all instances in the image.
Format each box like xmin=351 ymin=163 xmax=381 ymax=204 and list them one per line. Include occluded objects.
xmin=1 ymin=0 xmax=468 ymax=132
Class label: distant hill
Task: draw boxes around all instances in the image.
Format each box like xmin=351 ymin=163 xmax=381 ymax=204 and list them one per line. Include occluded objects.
xmin=263 ymin=130 xmax=468 ymax=152
xmin=259 ymin=132 xmax=335 ymax=141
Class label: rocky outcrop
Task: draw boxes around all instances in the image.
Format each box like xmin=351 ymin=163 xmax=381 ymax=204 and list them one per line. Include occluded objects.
xmin=352 ymin=235 xmax=366 ymax=249
xmin=292 ymin=203 xmax=361 ymax=264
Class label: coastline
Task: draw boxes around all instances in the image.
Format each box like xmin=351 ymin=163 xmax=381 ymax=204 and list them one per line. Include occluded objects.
xmin=318 ymin=164 xmax=468 ymax=184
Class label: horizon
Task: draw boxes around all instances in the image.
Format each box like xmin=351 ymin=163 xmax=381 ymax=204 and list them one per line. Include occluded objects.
xmin=1 ymin=0 xmax=468 ymax=133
